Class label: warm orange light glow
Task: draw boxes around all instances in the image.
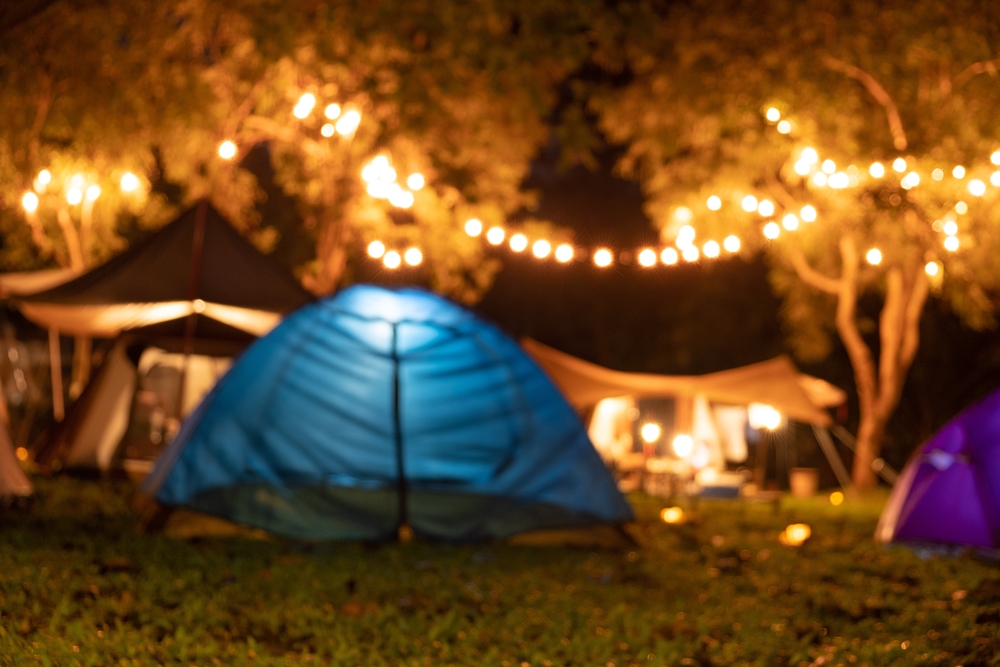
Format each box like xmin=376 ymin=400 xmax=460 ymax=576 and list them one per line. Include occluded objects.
xmin=741 ymin=195 xmax=758 ymax=212
xmin=757 ymin=199 xmax=774 ymax=217
xmin=120 ymin=172 xmax=140 ymax=192
xmin=801 ymin=147 xmax=818 ymax=163
xmin=66 ymin=188 xmax=82 ymax=205
xmin=800 ymin=205 xmax=817 ymax=222
xmin=389 ymin=188 xmax=414 ymax=209
xmin=367 ymin=240 xmax=386 ymax=258
xmin=638 ymin=248 xmax=657 ymax=267
xmin=321 ymin=123 xmax=335 ymax=137
xmin=85 ymin=184 xmax=101 ymax=201
xmin=869 ymin=162 xmax=885 ymax=178
xmin=953 ymin=165 xmax=966 ymax=179
xmin=37 ymin=169 xmax=51 ymax=186
xmin=510 ymin=233 xmax=528 ymax=252
xmin=943 ymin=220 xmax=958 ymax=235
xmin=723 ymin=235 xmax=740 ymax=253
xmin=324 ymin=103 xmax=342 ymax=120
xmin=15 ymin=447 xmax=28 ymax=461
xmin=293 ymin=93 xmax=317 ymax=119
xmin=782 ymin=214 xmax=799 ymax=230
xmin=703 ymin=240 xmax=720 ymax=258
xmin=765 ymin=107 xmax=780 ymax=122
xmin=821 ymin=159 xmax=836 ymax=174
xmin=681 ymin=245 xmax=699 ymax=262
xmin=866 ymin=248 xmax=882 ymax=265
xmin=706 ymin=195 xmax=722 ymax=210
xmin=829 ymin=491 xmax=844 ymax=506
xmin=968 ymin=179 xmax=986 ymax=196
xmin=776 ymin=120 xmax=791 ymax=134
xmin=407 ymin=173 xmax=425 ymax=190
xmin=335 ymin=109 xmax=361 ymax=135
xmin=486 ymin=227 xmax=505 ymax=245
xmin=779 ymin=523 xmax=811 ymax=546
xmin=925 ymin=261 xmax=941 ymax=277
xmin=674 ymin=206 xmax=693 ymax=223
xmin=593 ymin=248 xmax=613 ymax=267
xmin=661 ymin=247 xmax=679 ymax=265
xmin=383 ymin=250 xmax=401 ymax=269
xmin=404 ymin=247 xmax=422 ymax=266
xmin=464 ymin=218 xmax=483 ymax=237
xmin=555 ymin=244 xmax=574 ymax=263
xmin=641 ymin=422 xmax=661 ymax=443
xmin=21 ymin=192 xmax=38 ymax=213
xmin=660 ymin=507 xmax=684 ymax=524
xmin=944 ymin=236 xmax=959 ymax=252
xmin=677 ymin=225 xmax=696 ymax=247
xmin=532 ymin=239 xmax=552 ymax=259
xmin=218 ymin=140 xmax=238 ymax=160
xmin=955 ymin=202 xmax=968 ymax=215
xmin=672 ymin=434 xmax=693 ymax=457
xmin=892 ymin=158 xmax=907 ymax=172
xmin=763 ymin=222 xmax=780 ymax=239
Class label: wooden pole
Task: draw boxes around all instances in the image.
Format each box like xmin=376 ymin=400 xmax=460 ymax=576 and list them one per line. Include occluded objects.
xmin=174 ymin=200 xmax=208 ymax=421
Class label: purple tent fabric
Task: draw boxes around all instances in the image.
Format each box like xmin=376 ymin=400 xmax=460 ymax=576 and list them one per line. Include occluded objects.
xmin=876 ymin=389 xmax=1000 ymax=549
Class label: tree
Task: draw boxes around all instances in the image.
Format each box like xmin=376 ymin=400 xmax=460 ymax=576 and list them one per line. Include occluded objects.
xmin=588 ymin=0 xmax=1000 ymax=488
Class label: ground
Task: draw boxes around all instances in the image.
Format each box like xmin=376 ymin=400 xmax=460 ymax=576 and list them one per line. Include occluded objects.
xmin=1 ymin=478 xmax=998 ymax=666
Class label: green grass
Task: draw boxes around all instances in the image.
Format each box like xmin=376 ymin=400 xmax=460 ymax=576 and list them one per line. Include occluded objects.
xmin=1 ymin=479 xmax=998 ymax=666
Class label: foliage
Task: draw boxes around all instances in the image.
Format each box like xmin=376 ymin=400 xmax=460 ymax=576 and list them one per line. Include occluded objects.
xmin=0 ymin=0 xmax=597 ymax=299
xmin=1 ymin=477 xmax=998 ymax=666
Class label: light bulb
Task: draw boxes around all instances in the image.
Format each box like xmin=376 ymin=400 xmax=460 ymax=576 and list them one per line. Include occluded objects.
xmin=953 ymin=165 xmax=966 ymax=179
xmin=383 ymin=250 xmax=401 ymax=269
xmin=510 ymin=233 xmax=528 ymax=252
xmin=404 ymin=247 xmax=422 ymax=266
xmin=555 ymin=244 xmax=574 ymax=263
xmin=944 ymin=236 xmax=959 ymax=251
xmin=593 ymin=248 xmax=613 ymax=267
xmin=660 ymin=247 xmax=679 ymax=265
xmin=407 ymin=173 xmax=425 ymax=190
xmin=776 ymin=120 xmax=791 ymax=134
xmin=367 ymin=240 xmax=386 ymax=258
xmin=821 ymin=159 xmax=836 ymax=174
xmin=866 ymin=248 xmax=882 ymax=265
xmin=21 ymin=192 xmax=38 ymax=213
xmin=763 ymin=222 xmax=780 ymax=239
xmin=706 ymin=195 xmax=722 ymax=210
xmin=532 ymin=240 xmax=552 ymax=259
xmin=464 ymin=218 xmax=483 ymax=236
xmin=757 ymin=199 xmax=775 ymax=217
xmin=320 ymin=123 xmax=335 ymax=137
xmin=968 ymin=179 xmax=986 ymax=196
xmin=324 ymin=103 xmax=341 ymax=119
xmin=723 ymin=235 xmax=741 ymax=252
xmin=703 ymin=240 xmax=720 ymax=258
xmin=218 ymin=140 xmax=237 ymax=160
xmin=765 ymin=107 xmax=780 ymax=122
xmin=638 ymin=248 xmax=657 ymax=267
xmin=782 ymin=214 xmax=799 ymax=230
xmin=486 ymin=227 xmax=505 ymax=245
xmin=869 ymin=162 xmax=885 ymax=178
xmin=893 ymin=157 xmax=907 ymax=172
xmin=681 ymin=245 xmax=699 ymax=262
xmin=800 ymin=205 xmax=817 ymax=222
xmin=66 ymin=188 xmax=82 ymax=205
xmin=741 ymin=195 xmax=758 ymax=212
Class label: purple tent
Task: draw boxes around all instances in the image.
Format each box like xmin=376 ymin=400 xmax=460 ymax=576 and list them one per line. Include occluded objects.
xmin=876 ymin=389 xmax=1000 ymax=549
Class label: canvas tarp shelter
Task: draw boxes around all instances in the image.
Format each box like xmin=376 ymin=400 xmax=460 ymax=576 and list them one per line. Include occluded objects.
xmin=0 ymin=418 xmax=31 ymax=499
xmin=142 ymin=285 xmax=633 ymax=542
xmin=522 ymin=338 xmax=844 ymax=425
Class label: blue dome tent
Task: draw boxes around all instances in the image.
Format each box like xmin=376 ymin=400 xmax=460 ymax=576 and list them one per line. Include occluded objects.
xmin=142 ymin=285 xmax=633 ymax=541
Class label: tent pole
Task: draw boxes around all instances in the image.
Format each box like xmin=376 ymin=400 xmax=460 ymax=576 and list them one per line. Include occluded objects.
xmin=812 ymin=425 xmax=853 ymax=489
xmin=392 ymin=323 xmax=411 ymax=542
xmin=174 ymin=200 xmax=208 ymax=422
xmin=48 ymin=327 xmax=64 ymax=422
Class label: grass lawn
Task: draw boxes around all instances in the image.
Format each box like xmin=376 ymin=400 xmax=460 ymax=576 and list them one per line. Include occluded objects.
xmin=1 ymin=478 xmax=998 ymax=666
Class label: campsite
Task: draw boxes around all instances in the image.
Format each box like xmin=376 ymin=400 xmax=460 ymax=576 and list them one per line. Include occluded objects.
xmin=5 ymin=1 xmax=1000 ymax=665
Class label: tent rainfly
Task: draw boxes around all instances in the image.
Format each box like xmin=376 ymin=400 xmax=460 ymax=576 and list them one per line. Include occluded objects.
xmin=876 ymin=388 xmax=1000 ymax=550
xmin=142 ymin=285 xmax=633 ymax=541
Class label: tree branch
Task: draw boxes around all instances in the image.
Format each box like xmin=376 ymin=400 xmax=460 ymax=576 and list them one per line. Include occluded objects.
xmin=788 ymin=249 xmax=840 ymax=294
xmin=876 ymin=267 xmax=905 ymax=410
xmin=898 ymin=267 xmax=929 ymax=375
xmin=834 ymin=235 xmax=877 ymax=414
xmin=822 ymin=56 xmax=908 ymax=150
xmin=28 ymin=71 xmax=53 ymax=169
xmin=954 ymin=58 xmax=1000 ymax=89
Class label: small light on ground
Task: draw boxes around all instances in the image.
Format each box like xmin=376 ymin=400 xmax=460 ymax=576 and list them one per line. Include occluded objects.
xmin=15 ymin=447 xmax=28 ymax=461
xmin=757 ymin=199 xmax=775 ymax=216
xmin=763 ymin=222 xmax=780 ymax=239
xmin=661 ymin=507 xmax=684 ymax=524
xmin=782 ymin=214 xmax=799 ymax=230
xmin=723 ymin=235 xmax=741 ymax=253
xmin=779 ymin=523 xmax=811 ymax=546
xmin=830 ymin=491 xmax=844 ymax=506
xmin=681 ymin=245 xmax=699 ymax=262
xmin=741 ymin=195 xmax=758 ymax=212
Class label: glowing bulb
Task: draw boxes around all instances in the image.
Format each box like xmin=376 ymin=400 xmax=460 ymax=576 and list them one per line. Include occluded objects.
xmin=674 ymin=206 xmax=693 ymax=223
xmin=779 ymin=523 xmax=811 ymax=546
xmin=968 ymin=179 xmax=986 ymax=196
xmin=757 ymin=199 xmax=775 ymax=216
xmin=320 ymin=123 xmax=335 ymax=137
xmin=335 ymin=109 xmax=361 ymax=135
xmin=748 ymin=403 xmax=782 ymax=430
xmin=532 ymin=239 xmax=552 ymax=259
xmin=794 ymin=161 xmax=811 ymax=176
xmin=801 ymin=147 xmax=818 ymax=163
xmin=812 ymin=172 xmax=828 ymax=186
xmin=782 ymin=214 xmax=799 ymax=230
xmin=955 ymin=202 xmax=968 ymax=215
xmin=555 ymin=244 xmax=574 ymax=263
xmin=383 ymin=250 xmax=401 ymax=269
xmin=900 ymin=172 xmax=920 ymax=189
xmin=404 ymin=247 xmax=422 ymax=266
xmin=776 ymin=120 xmax=791 ymax=134
xmin=741 ymin=195 xmax=758 ymax=212
xmin=293 ymin=93 xmax=316 ymax=119
xmin=510 ymin=233 xmax=528 ymax=252
xmin=943 ymin=220 xmax=958 ymax=236
xmin=15 ymin=447 xmax=28 ymax=461
xmin=829 ymin=491 xmax=844 ymax=506
xmin=372 ymin=155 xmax=390 ymax=169
xmin=21 ymin=192 xmax=38 ymax=213
xmin=367 ymin=240 xmax=386 ymax=258
xmin=677 ymin=225 xmax=696 ymax=247
xmin=821 ymin=159 xmax=836 ymax=174
xmin=85 ymin=184 xmax=101 ymax=201
xmin=866 ymin=248 xmax=882 ymax=265
xmin=407 ymin=173 xmax=425 ymax=190
xmin=66 ymin=188 xmax=82 ymax=205
xmin=953 ymin=165 xmax=966 ymax=179
xmin=672 ymin=434 xmax=693 ymax=457
xmin=486 ymin=227 xmax=505 ymax=245
xmin=464 ymin=218 xmax=483 ymax=236
xmin=723 ymin=235 xmax=741 ymax=253
xmin=706 ymin=195 xmax=722 ymax=210
xmin=991 ymin=172 xmax=1000 ymax=187
xmin=70 ymin=173 xmax=85 ymax=188
xmin=324 ymin=103 xmax=342 ymax=120
xmin=638 ymin=248 xmax=657 ymax=267
xmin=389 ymin=188 xmax=414 ymax=209
xmin=765 ymin=107 xmax=781 ymax=122
xmin=800 ymin=205 xmax=817 ymax=222
xmin=869 ymin=162 xmax=885 ymax=178
xmin=640 ymin=422 xmax=661 ymax=443
xmin=37 ymin=169 xmax=51 ymax=186
xmin=661 ymin=247 xmax=679 ymax=265
xmin=763 ymin=222 xmax=780 ymax=239
xmin=594 ymin=248 xmax=613 ymax=267
xmin=992 ymin=151 xmax=1000 ymax=165
xmin=893 ymin=157 xmax=907 ymax=172
xmin=218 ymin=140 xmax=237 ymax=159
xmin=120 ymin=172 xmax=140 ymax=192
xmin=681 ymin=245 xmax=699 ymax=262
xmin=944 ymin=236 xmax=959 ymax=251
xmin=925 ymin=261 xmax=940 ymax=276
xmin=703 ymin=240 xmax=720 ymax=258
xmin=932 ymin=168 xmax=944 ymax=181
xmin=366 ymin=181 xmax=390 ymax=199
xmin=660 ymin=507 xmax=684 ymax=524
xmin=828 ymin=172 xmax=849 ymax=188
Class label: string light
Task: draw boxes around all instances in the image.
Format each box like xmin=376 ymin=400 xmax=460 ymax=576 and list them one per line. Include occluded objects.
xmin=821 ymin=160 xmax=836 ymax=174
xmin=991 ymin=172 xmax=1000 ymax=186
xmin=707 ymin=195 xmax=722 ymax=210
xmin=21 ymin=192 xmax=38 ymax=213
xmin=893 ymin=158 xmax=907 ymax=172
xmin=486 ymin=227 xmax=505 ymax=245
xmin=925 ymin=261 xmax=940 ymax=276
xmin=320 ymin=123 xmax=335 ymax=137
xmin=765 ymin=107 xmax=781 ymax=122
xmin=968 ymin=179 xmax=986 ymax=196
xmin=900 ymin=172 xmax=919 ymax=189
xmin=866 ymin=248 xmax=882 ymax=265
xmin=218 ymin=140 xmax=237 ymax=160
xmin=757 ymin=199 xmax=775 ymax=216
xmin=510 ymin=233 xmax=528 ymax=252
xmin=661 ymin=247 xmax=679 ymax=265
xmin=782 ymin=214 xmax=799 ymax=230
xmin=869 ymin=162 xmax=885 ymax=178
xmin=800 ymin=205 xmax=817 ymax=222
xmin=404 ymin=247 xmax=423 ymax=266
xmin=777 ymin=120 xmax=791 ymax=134
xmin=324 ymin=103 xmax=341 ymax=120
xmin=828 ymin=172 xmax=849 ymax=188
xmin=120 ymin=172 xmax=140 ymax=192
xmin=794 ymin=161 xmax=811 ymax=176
xmin=992 ymin=151 xmax=1000 ymax=165
xmin=703 ymin=240 xmax=720 ymax=258
xmin=944 ymin=236 xmax=960 ymax=251
xmin=674 ymin=206 xmax=693 ymax=223
xmin=335 ymin=109 xmax=361 ymax=135
xmin=681 ymin=245 xmax=699 ymax=262
xmin=293 ymin=93 xmax=316 ymax=119
xmin=812 ymin=172 xmax=828 ymax=187
xmin=85 ymin=184 xmax=101 ymax=201
xmin=594 ymin=248 xmax=613 ymax=267
xmin=741 ymin=195 xmax=758 ymax=212
xmin=932 ymin=168 xmax=944 ymax=181
xmin=638 ymin=248 xmax=657 ymax=267
xmin=801 ymin=147 xmax=818 ymax=163
xmin=66 ymin=188 xmax=82 ymax=205
xmin=723 ymin=235 xmax=741 ymax=253
xmin=952 ymin=165 xmax=966 ymax=179
xmin=383 ymin=250 xmax=401 ymax=268
xmin=943 ymin=220 xmax=958 ymax=235
xmin=555 ymin=244 xmax=574 ymax=263
xmin=763 ymin=222 xmax=780 ymax=239
xmin=464 ymin=218 xmax=483 ymax=237
xmin=955 ymin=202 xmax=968 ymax=214
xmin=37 ymin=169 xmax=51 ymax=186
xmin=407 ymin=173 xmax=425 ymax=190
xmin=388 ymin=188 xmax=414 ymax=209
xmin=367 ymin=240 xmax=386 ymax=258
xmin=532 ymin=240 xmax=552 ymax=259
